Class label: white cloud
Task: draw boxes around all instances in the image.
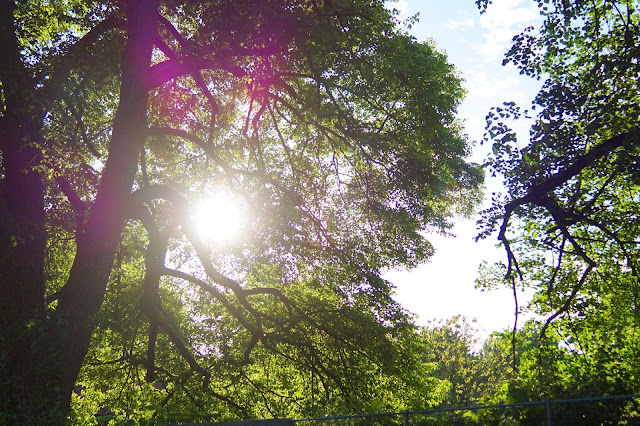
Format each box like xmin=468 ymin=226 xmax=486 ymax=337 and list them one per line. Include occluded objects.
xmin=456 ymin=61 xmax=542 ymax=166
xmin=396 ymin=0 xmax=410 ymax=19
xmin=386 ymin=218 xmax=535 ymax=341
xmin=385 ymin=0 xmax=411 ymax=21
xmin=473 ymin=0 xmax=540 ymax=62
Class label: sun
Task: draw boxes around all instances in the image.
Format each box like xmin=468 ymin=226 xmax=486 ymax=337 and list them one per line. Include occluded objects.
xmin=192 ymin=193 xmax=241 ymax=244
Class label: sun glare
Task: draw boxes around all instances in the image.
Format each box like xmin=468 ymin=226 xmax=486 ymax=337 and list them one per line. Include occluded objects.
xmin=192 ymin=194 xmax=241 ymax=244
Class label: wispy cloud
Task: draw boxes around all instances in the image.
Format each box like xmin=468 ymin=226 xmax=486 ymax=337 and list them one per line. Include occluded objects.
xmin=445 ymin=16 xmax=475 ymax=30
xmin=464 ymin=70 xmax=528 ymax=103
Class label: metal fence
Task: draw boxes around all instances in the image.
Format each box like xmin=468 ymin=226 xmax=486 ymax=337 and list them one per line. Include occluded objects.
xmin=292 ymin=393 xmax=640 ymax=425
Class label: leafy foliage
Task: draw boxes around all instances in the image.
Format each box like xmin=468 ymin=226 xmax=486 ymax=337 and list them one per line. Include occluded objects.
xmin=476 ymin=0 xmax=640 ymax=421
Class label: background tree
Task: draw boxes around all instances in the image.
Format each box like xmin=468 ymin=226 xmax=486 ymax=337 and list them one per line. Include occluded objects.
xmin=421 ymin=316 xmax=509 ymax=409
xmin=0 ymin=0 xmax=481 ymax=422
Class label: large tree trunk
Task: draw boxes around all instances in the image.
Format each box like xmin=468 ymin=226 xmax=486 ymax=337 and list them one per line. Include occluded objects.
xmin=0 ymin=0 xmax=46 ymax=328
xmin=0 ymin=0 xmax=49 ymax=422
xmin=0 ymin=0 xmax=158 ymax=422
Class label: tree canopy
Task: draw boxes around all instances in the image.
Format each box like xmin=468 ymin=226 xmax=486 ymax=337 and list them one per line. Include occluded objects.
xmin=0 ymin=0 xmax=481 ymax=422
xmin=478 ymin=0 xmax=640 ymax=299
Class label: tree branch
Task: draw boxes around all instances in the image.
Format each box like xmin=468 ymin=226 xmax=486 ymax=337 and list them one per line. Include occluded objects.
xmin=54 ymin=174 xmax=88 ymax=214
xmin=145 ymin=57 xmax=246 ymax=91
xmin=162 ymin=267 xmax=259 ymax=336
xmin=61 ymin=93 xmax=102 ymax=158
xmin=502 ymin=129 xmax=638 ymax=216
xmin=497 ymin=129 xmax=639 ymax=277
xmin=157 ymin=312 xmax=210 ymax=383
xmin=145 ymin=126 xmax=233 ymax=174
xmin=540 ymin=264 xmax=594 ymax=340
xmin=157 ymin=15 xmax=220 ymax=131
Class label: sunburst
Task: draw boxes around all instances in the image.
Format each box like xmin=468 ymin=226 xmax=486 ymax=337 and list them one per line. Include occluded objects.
xmin=192 ymin=193 xmax=241 ymax=244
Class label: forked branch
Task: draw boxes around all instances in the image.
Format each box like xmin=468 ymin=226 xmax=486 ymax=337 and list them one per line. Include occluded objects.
xmin=497 ymin=130 xmax=639 ymax=339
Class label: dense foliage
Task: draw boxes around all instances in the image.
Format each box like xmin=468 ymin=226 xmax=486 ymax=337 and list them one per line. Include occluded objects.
xmin=0 ymin=0 xmax=480 ymax=423
xmin=420 ymin=316 xmax=640 ymax=424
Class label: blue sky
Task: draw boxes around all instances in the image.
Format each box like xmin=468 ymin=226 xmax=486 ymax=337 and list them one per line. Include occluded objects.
xmin=384 ymin=0 xmax=543 ymax=338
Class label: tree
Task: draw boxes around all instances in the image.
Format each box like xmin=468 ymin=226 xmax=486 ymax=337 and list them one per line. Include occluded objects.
xmin=421 ymin=316 xmax=508 ymax=409
xmin=0 ymin=0 xmax=481 ymax=422
xmin=477 ymin=0 xmax=640 ymax=412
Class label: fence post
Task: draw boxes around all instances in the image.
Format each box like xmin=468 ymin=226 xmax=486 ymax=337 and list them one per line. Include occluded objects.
xmin=404 ymin=411 xmax=409 ymax=426
xmin=545 ymin=399 xmax=552 ymax=426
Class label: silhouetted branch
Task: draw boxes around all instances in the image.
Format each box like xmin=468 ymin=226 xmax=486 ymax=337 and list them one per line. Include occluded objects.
xmin=145 ymin=126 xmax=235 ymax=175
xmin=540 ymin=264 xmax=594 ymax=340
xmin=498 ymin=130 xmax=639 ymax=278
xmin=54 ymin=174 xmax=88 ymax=214
xmin=145 ymin=56 xmax=247 ymax=91
xmin=44 ymin=16 xmax=126 ymax=104
xmin=61 ymin=93 xmax=102 ymax=158
xmin=162 ymin=267 xmax=259 ymax=336
xmin=157 ymin=15 xmax=220 ymax=130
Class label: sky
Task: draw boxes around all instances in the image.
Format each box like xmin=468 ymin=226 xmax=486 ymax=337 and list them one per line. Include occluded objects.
xmin=384 ymin=0 xmax=543 ymax=338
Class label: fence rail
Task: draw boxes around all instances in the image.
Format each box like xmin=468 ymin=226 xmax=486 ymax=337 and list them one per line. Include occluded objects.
xmin=292 ymin=393 xmax=640 ymax=425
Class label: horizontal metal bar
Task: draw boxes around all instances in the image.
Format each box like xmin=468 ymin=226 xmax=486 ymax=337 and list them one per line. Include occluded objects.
xmin=293 ymin=393 xmax=640 ymax=423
